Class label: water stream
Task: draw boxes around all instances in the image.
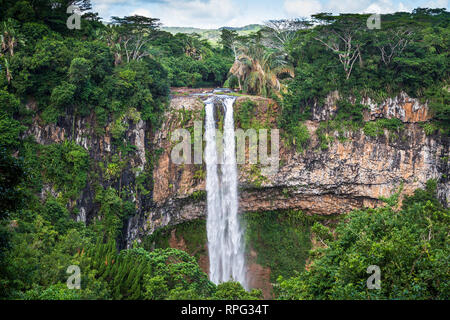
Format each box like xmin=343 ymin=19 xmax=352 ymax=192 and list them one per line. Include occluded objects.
xmin=204 ymin=95 xmax=247 ymax=289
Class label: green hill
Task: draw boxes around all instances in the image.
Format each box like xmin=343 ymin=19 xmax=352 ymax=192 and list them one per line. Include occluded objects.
xmin=161 ymin=24 xmax=262 ymax=44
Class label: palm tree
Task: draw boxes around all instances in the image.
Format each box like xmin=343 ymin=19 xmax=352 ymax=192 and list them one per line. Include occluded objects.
xmin=96 ymin=26 xmax=123 ymax=66
xmin=179 ymin=33 xmax=210 ymax=60
xmin=0 ymin=19 xmax=24 ymax=83
xmin=0 ymin=19 xmax=20 ymax=57
xmin=229 ymin=42 xmax=294 ymax=96
xmin=1 ymin=57 xmax=12 ymax=83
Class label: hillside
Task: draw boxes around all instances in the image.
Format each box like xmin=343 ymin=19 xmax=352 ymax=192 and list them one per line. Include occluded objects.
xmin=161 ymin=24 xmax=262 ymax=44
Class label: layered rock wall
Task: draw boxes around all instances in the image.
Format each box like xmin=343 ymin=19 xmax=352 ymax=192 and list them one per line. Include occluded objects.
xmin=134 ymin=93 xmax=448 ymax=246
xmin=24 ymin=92 xmax=449 ymax=248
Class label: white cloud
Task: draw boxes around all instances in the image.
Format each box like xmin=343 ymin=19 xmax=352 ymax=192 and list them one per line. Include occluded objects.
xmin=282 ymin=0 xmax=421 ymax=17
xmin=92 ymin=0 xmax=258 ymax=28
xmin=364 ymin=0 xmax=412 ymax=14
xmin=91 ymin=0 xmax=449 ymax=28
xmin=424 ymin=0 xmax=449 ymax=8
xmin=131 ymin=8 xmax=152 ymax=17
xmin=154 ymin=0 xmax=235 ymax=28
xmin=326 ymin=0 xmax=369 ymax=13
xmin=283 ymin=0 xmax=323 ymax=17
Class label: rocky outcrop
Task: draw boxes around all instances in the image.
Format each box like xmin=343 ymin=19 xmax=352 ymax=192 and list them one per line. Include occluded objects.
xmin=312 ymin=91 xmax=431 ymax=122
xmin=25 ymin=100 xmax=150 ymax=241
xmin=241 ymin=121 xmax=447 ymax=212
xmin=134 ymin=92 xmax=448 ymax=247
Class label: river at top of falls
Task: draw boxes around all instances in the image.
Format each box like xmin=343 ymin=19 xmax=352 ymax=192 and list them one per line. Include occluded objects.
xmin=204 ymin=95 xmax=247 ymax=289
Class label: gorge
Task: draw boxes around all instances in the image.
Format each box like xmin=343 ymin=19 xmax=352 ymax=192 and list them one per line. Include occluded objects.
xmin=21 ymin=89 xmax=448 ymax=298
xmin=1 ymin=5 xmax=448 ymax=300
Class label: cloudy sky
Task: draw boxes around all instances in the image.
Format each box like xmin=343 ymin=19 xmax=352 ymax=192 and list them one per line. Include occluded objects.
xmin=91 ymin=0 xmax=449 ymax=28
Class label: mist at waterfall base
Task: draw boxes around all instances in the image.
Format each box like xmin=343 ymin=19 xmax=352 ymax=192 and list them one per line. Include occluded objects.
xmin=204 ymin=96 xmax=247 ymax=290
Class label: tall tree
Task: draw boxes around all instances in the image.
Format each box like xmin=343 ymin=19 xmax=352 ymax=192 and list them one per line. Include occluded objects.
xmin=111 ymin=15 xmax=161 ymax=63
xmin=0 ymin=18 xmax=23 ymax=83
xmin=229 ymin=38 xmax=294 ymax=96
xmin=262 ymin=18 xmax=311 ymax=51
xmin=220 ymin=28 xmax=239 ymax=59
xmin=372 ymin=17 xmax=415 ymax=66
xmin=312 ymin=13 xmax=366 ymax=80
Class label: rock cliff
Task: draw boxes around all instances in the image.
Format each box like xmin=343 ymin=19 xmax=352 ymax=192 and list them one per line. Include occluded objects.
xmin=25 ymin=91 xmax=449 ymax=254
xmin=128 ymin=92 xmax=448 ymax=248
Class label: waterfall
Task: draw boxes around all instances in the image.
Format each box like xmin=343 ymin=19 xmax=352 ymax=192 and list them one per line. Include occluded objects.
xmin=204 ymin=97 xmax=222 ymax=285
xmin=204 ymin=96 xmax=247 ymax=289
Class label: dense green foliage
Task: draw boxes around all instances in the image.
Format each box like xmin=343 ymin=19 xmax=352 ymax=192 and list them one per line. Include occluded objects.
xmin=244 ymin=210 xmax=314 ymax=282
xmin=157 ymin=35 xmax=233 ymax=88
xmin=212 ymin=281 xmax=261 ymax=300
xmin=40 ymin=141 xmax=89 ymax=202
xmin=276 ymin=182 xmax=449 ymax=300
xmin=86 ymin=243 xmax=215 ymax=300
xmin=0 ymin=0 xmax=234 ymax=300
xmin=142 ymin=219 xmax=208 ymax=261
xmin=0 ymin=148 xmax=26 ymax=297
xmin=279 ymin=10 xmax=449 ymax=139
xmin=235 ymin=99 xmax=257 ymax=130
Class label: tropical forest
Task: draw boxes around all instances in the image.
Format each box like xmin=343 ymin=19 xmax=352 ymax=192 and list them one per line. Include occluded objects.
xmin=0 ymin=0 xmax=448 ymax=302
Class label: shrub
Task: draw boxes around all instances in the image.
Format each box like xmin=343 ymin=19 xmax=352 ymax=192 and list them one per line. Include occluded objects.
xmin=276 ymin=182 xmax=449 ymax=300
xmin=236 ymin=99 xmax=257 ymax=130
xmin=291 ymin=123 xmax=310 ymax=152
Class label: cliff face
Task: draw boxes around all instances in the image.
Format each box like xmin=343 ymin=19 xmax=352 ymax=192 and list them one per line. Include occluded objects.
xmin=131 ymin=92 xmax=448 ymax=246
xmin=25 ymin=92 xmax=449 ymax=249
xmin=241 ymin=121 xmax=445 ymax=211
xmin=312 ymin=90 xmax=432 ymax=122
xmin=25 ymin=99 xmax=151 ymax=246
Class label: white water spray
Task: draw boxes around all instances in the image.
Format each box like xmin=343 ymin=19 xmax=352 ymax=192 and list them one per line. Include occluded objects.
xmin=205 ymin=96 xmax=247 ymax=289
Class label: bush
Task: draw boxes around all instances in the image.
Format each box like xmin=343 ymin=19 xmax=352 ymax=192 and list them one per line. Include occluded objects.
xmin=236 ymin=99 xmax=257 ymax=129
xmin=40 ymin=141 xmax=89 ymax=202
xmin=22 ymin=283 xmax=82 ymax=300
xmin=364 ymin=118 xmax=404 ymax=137
xmin=291 ymin=123 xmax=310 ymax=152
xmin=244 ymin=210 xmax=312 ymax=281
xmin=212 ymin=281 xmax=262 ymax=300
xmin=276 ymin=183 xmax=449 ymax=300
